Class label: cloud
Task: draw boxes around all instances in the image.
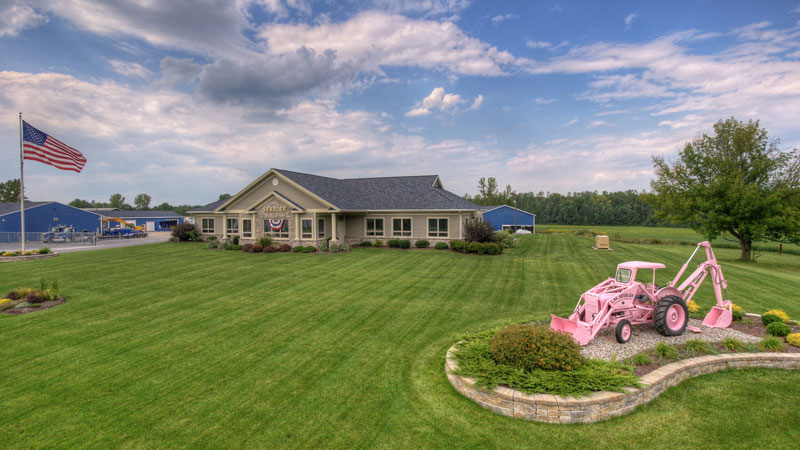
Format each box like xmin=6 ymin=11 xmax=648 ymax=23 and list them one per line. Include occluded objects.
xmin=525 ymin=39 xmax=569 ymax=52
xmin=259 ymin=11 xmax=522 ymax=76
xmin=257 ymin=0 xmax=312 ymax=17
xmin=625 ymin=12 xmax=637 ymax=29
xmin=469 ymin=94 xmax=484 ymax=110
xmin=108 ymin=60 xmax=152 ymax=79
xmin=158 ymin=57 xmax=200 ymax=87
xmin=491 ymin=14 xmax=516 ymax=26
xmin=405 ymin=86 xmax=466 ymax=116
xmin=0 ymin=0 xmax=47 ymax=37
xmin=561 ymin=117 xmax=578 ymax=127
xmin=534 ymin=97 xmax=556 ymax=104
xmin=587 ymin=120 xmax=613 ymax=128
xmin=549 ymin=5 xmax=563 ymax=13
xmin=373 ymin=0 xmax=472 ymax=18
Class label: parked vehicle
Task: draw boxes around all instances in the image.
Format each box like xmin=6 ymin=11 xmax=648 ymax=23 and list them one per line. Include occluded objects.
xmin=101 ymin=217 xmax=148 ymax=238
xmin=550 ymin=242 xmax=733 ymax=345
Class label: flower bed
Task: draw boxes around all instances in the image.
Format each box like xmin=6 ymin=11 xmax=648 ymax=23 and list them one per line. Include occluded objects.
xmin=1 ymin=282 xmax=66 ymax=315
xmin=0 ymin=248 xmax=57 ymax=262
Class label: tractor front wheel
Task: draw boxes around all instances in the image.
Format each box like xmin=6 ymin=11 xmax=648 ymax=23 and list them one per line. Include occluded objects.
xmin=615 ymin=319 xmax=632 ymax=343
xmin=654 ymin=295 xmax=689 ymax=336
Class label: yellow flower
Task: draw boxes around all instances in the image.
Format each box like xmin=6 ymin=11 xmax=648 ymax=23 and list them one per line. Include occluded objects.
xmin=687 ymin=300 xmax=701 ymax=313
xmin=731 ymin=303 xmax=744 ymax=313
xmin=787 ymin=333 xmax=800 ymax=348
xmin=764 ymin=309 xmax=790 ymax=323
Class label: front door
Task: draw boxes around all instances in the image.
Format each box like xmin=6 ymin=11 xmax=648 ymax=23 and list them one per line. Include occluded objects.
xmin=146 ymin=221 xmax=155 ymax=231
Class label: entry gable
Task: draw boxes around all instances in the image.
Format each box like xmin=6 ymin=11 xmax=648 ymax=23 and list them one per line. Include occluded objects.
xmin=216 ymin=168 xmax=334 ymax=212
xmin=246 ymin=191 xmax=304 ymax=212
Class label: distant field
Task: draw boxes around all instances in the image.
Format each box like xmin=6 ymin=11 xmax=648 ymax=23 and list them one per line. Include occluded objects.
xmin=537 ymin=224 xmax=800 ymax=254
xmin=1 ymin=236 xmax=798 ymax=448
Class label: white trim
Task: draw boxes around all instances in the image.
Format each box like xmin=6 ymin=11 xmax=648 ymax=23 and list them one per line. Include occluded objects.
xmin=427 ymin=216 xmax=449 ymax=238
xmin=391 ymin=216 xmax=412 ymax=237
xmin=200 ymin=217 xmax=215 ymax=234
xmin=480 ymin=205 xmax=536 ymax=216
xmin=245 ymin=190 xmax=305 ymax=212
xmin=301 ymin=218 xmax=313 ymax=239
xmin=364 ymin=216 xmax=385 ymax=237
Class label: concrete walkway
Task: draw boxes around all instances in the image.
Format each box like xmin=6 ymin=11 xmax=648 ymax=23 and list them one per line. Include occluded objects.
xmin=0 ymin=232 xmax=172 ymax=253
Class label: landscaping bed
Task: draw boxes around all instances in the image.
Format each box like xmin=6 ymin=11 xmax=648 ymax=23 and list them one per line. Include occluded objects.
xmin=0 ymin=248 xmax=57 ymax=262
xmin=1 ymin=282 xmax=66 ymax=315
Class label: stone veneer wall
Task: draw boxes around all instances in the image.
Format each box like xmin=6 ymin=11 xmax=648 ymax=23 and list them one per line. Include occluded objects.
xmin=445 ymin=344 xmax=800 ymax=424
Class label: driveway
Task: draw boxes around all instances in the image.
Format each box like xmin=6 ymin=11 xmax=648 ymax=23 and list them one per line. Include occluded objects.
xmin=0 ymin=232 xmax=172 ymax=253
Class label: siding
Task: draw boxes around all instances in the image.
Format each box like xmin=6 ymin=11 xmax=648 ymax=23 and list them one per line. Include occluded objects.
xmin=482 ymin=206 xmax=535 ymax=231
xmin=0 ymin=203 xmax=102 ymax=233
xmin=221 ymin=174 xmax=329 ymax=212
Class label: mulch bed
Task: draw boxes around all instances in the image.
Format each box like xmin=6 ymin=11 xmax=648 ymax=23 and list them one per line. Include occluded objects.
xmin=2 ymin=298 xmax=66 ymax=315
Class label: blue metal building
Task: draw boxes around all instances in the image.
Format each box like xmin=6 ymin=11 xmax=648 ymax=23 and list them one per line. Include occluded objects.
xmin=479 ymin=205 xmax=535 ymax=232
xmin=86 ymin=209 xmax=184 ymax=232
xmin=0 ymin=201 xmax=103 ymax=233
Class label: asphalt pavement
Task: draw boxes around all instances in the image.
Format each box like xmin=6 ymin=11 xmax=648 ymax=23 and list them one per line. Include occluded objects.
xmin=0 ymin=232 xmax=172 ymax=253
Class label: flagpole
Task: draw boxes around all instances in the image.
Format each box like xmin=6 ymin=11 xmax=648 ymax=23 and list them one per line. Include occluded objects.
xmin=18 ymin=112 xmax=26 ymax=253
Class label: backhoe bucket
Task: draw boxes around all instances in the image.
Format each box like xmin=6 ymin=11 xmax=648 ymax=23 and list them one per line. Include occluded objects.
xmin=550 ymin=315 xmax=593 ymax=346
xmin=702 ymin=304 xmax=732 ymax=328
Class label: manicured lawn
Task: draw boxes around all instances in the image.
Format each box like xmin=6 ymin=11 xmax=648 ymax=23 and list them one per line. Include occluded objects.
xmin=1 ymin=234 xmax=799 ymax=448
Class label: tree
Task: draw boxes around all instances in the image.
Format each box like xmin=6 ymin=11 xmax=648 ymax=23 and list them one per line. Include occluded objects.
xmin=134 ymin=193 xmax=152 ymax=210
xmin=0 ymin=179 xmax=22 ymax=202
xmin=218 ymin=193 xmax=231 ymax=201
xmin=468 ymin=177 xmax=515 ymax=206
xmin=651 ymin=117 xmax=800 ymax=260
xmin=69 ymin=198 xmax=93 ymax=208
xmin=109 ymin=193 xmax=126 ymax=209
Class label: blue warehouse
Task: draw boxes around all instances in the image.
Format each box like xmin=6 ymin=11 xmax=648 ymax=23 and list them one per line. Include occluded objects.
xmin=479 ymin=205 xmax=535 ymax=233
xmin=0 ymin=201 xmax=103 ymax=235
xmin=86 ymin=209 xmax=184 ymax=232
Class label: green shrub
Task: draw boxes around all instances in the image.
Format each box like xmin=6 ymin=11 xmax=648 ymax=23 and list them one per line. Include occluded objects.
xmin=654 ymin=342 xmax=678 ymax=360
xmin=721 ymin=337 xmax=744 ymax=352
xmin=467 ymin=241 xmax=481 ymax=253
xmin=38 ymin=247 xmax=51 ymax=254
xmin=435 ymin=242 xmax=448 ymax=250
xmin=262 ymin=245 xmax=277 ymax=253
xmin=330 ymin=242 xmax=339 ymax=252
xmin=292 ymin=246 xmax=303 ymax=253
xmin=228 ymin=244 xmax=242 ymax=251
xmin=241 ymin=243 xmax=254 ymax=253
xmin=171 ymin=222 xmax=199 ymax=241
xmin=414 ymin=239 xmax=430 ymax=248
xmin=494 ymin=230 xmax=515 ymax=248
xmin=766 ymin=321 xmax=791 ymax=337
xmin=360 ymin=241 xmax=372 ymax=247
xmin=277 ymin=243 xmax=292 ymax=252
xmin=257 ymin=236 xmax=273 ymax=247
xmin=373 ymin=239 xmax=384 ymax=248
xmin=731 ymin=303 xmax=744 ymax=321
xmin=744 ymin=342 xmax=759 ymax=353
xmin=398 ymin=240 xmax=411 ymax=249
xmin=232 ymin=236 xmax=239 ymax=245
xmin=206 ymin=239 xmax=221 ymax=249
xmin=14 ymin=301 xmax=31 ymax=309
xmin=786 ymin=333 xmax=800 ymax=347
xmin=630 ymin=353 xmax=653 ymax=366
xmin=761 ymin=314 xmax=782 ymax=326
xmin=388 ymin=239 xmax=400 ymax=248
xmin=339 ymin=243 xmax=350 ymax=252
xmin=302 ymin=246 xmax=317 ymax=253
xmin=483 ymin=242 xmax=503 ymax=255
xmin=488 ymin=324 xmax=584 ymax=371
xmin=463 ymin=218 xmax=495 ymax=243
xmin=450 ymin=240 xmax=467 ymax=252
xmin=684 ymin=339 xmax=714 ymax=356
xmin=759 ymin=336 xmax=785 ymax=352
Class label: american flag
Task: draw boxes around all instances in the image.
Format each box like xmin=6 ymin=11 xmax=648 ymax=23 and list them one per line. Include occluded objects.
xmin=22 ymin=121 xmax=86 ymax=173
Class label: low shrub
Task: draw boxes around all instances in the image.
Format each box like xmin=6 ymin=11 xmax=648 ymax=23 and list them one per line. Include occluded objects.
xmin=292 ymin=246 xmax=303 ymax=253
xmin=463 ymin=218 xmax=495 ymax=243
xmin=302 ymin=246 xmax=317 ymax=253
xmin=721 ymin=337 xmax=744 ymax=352
xmin=414 ymin=239 xmax=430 ymax=248
xmin=338 ymin=243 xmax=350 ymax=252
xmin=330 ymin=242 xmax=339 ymax=252
xmin=388 ymin=239 xmax=400 ymax=248
xmin=228 ymin=244 xmax=242 ymax=251
xmin=494 ymin=230 xmax=515 ymax=248
xmin=241 ymin=243 xmax=255 ymax=253
xmin=684 ymin=339 xmax=714 ymax=356
xmin=38 ymin=247 xmax=51 ymax=254
xmin=23 ymin=251 xmax=33 ymax=256
xmin=360 ymin=241 xmax=373 ymax=247
xmin=731 ymin=303 xmax=744 ymax=321
xmin=467 ymin=241 xmax=481 ymax=253
xmin=761 ymin=314 xmax=783 ymax=326
xmin=759 ymin=336 xmax=784 ymax=352
xmin=206 ymin=240 xmax=221 ymax=249
xmin=0 ymin=298 xmax=16 ymax=311
xmin=277 ymin=243 xmax=292 ymax=252
xmin=258 ymin=236 xmax=273 ymax=247
xmin=398 ymin=240 xmax=411 ymax=249
xmin=630 ymin=353 xmax=653 ymax=366
xmin=171 ymin=222 xmax=200 ymax=241
xmin=488 ymin=324 xmax=584 ymax=371
xmin=786 ymin=333 xmax=800 ymax=347
xmin=484 ymin=242 xmax=503 ymax=255
xmin=262 ymin=245 xmax=277 ymax=253
xmin=686 ymin=300 xmax=701 ymax=314
xmin=763 ymin=309 xmax=790 ymax=323
xmin=373 ymin=239 xmax=384 ymax=248
xmin=14 ymin=301 xmax=31 ymax=309
xmin=654 ymin=342 xmax=678 ymax=360
xmin=450 ymin=240 xmax=467 ymax=253
xmin=232 ymin=236 xmax=240 ymax=245
xmin=435 ymin=242 xmax=448 ymax=250
xmin=766 ymin=321 xmax=791 ymax=337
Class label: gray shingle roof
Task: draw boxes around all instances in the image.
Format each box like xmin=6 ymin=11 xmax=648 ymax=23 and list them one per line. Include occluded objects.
xmin=0 ymin=201 xmax=52 ymax=216
xmin=92 ymin=210 xmax=184 ymax=219
xmin=188 ymin=197 xmax=229 ymax=213
xmin=276 ymin=169 xmax=480 ymax=210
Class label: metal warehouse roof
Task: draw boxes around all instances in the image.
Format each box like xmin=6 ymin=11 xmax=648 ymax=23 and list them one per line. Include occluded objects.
xmin=84 ymin=209 xmax=184 ymax=219
xmin=0 ymin=201 xmax=57 ymax=216
xmin=479 ymin=205 xmax=536 ymax=216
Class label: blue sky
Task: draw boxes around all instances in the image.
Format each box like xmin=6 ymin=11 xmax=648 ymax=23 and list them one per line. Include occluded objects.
xmin=1 ymin=0 xmax=799 ymax=206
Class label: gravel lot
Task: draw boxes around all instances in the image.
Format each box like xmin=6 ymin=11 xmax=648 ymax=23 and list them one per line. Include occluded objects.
xmin=581 ymin=319 xmax=760 ymax=361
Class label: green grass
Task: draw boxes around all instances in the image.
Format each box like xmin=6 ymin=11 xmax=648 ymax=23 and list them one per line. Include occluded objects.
xmin=1 ymin=233 xmax=799 ymax=448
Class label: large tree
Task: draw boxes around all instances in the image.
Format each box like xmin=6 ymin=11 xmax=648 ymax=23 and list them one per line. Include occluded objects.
xmin=0 ymin=179 xmax=22 ymax=203
xmin=134 ymin=193 xmax=152 ymax=210
xmin=109 ymin=193 xmax=127 ymax=209
xmin=651 ymin=117 xmax=800 ymax=260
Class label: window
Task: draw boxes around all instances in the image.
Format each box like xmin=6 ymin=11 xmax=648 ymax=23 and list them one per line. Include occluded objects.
xmin=616 ymin=268 xmax=632 ymax=283
xmin=201 ymin=218 xmax=215 ymax=234
xmin=366 ymin=218 xmax=384 ymax=236
xmin=242 ymin=219 xmax=252 ymax=238
xmin=318 ymin=218 xmax=325 ymax=238
xmin=428 ymin=218 xmax=448 ymax=237
xmin=226 ymin=218 xmax=239 ymax=235
xmin=392 ymin=218 xmax=411 ymax=236
xmin=265 ymin=219 xmax=289 ymax=239
xmin=302 ymin=219 xmax=313 ymax=239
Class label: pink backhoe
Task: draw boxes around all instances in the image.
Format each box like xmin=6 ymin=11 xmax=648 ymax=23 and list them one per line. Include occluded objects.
xmin=550 ymin=242 xmax=733 ymax=346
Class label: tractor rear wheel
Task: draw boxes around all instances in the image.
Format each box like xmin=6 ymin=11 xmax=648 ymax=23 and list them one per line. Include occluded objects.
xmin=615 ymin=319 xmax=632 ymax=343
xmin=654 ymin=295 xmax=689 ymax=336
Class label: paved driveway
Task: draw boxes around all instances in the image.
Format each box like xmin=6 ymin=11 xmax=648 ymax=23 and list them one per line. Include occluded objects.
xmin=0 ymin=232 xmax=172 ymax=253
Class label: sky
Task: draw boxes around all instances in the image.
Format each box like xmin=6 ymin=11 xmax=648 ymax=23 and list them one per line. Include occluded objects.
xmin=1 ymin=0 xmax=799 ymax=206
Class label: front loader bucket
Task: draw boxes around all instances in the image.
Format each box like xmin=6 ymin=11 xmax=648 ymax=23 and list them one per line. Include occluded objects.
xmin=550 ymin=315 xmax=593 ymax=346
xmin=702 ymin=306 xmax=732 ymax=328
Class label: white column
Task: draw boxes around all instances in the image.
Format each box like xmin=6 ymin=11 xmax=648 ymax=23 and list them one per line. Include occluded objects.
xmin=222 ymin=214 xmax=227 ymax=238
xmin=331 ymin=212 xmax=337 ymax=242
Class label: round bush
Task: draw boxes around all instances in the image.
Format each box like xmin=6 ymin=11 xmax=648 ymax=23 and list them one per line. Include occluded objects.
xmin=291 ymin=246 xmax=304 ymax=253
xmin=360 ymin=241 xmax=372 ymax=247
xmin=787 ymin=333 xmax=800 ymax=347
xmin=761 ymin=313 xmax=783 ymax=326
xmin=764 ymin=309 xmax=790 ymax=323
xmin=414 ymin=239 xmax=430 ymax=248
xmin=766 ymin=321 xmax=791 ymax=337
xmin=488 ymin=324 xmax=584 ymax=372
xmin=435 ymin=242 xmax=448 ymax=250
xmin=301 ymin=246 xmax=317 ymax=253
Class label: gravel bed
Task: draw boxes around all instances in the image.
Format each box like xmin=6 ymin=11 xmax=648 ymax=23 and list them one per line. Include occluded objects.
xmin=581 ymin=319 xmax=760 ymax=361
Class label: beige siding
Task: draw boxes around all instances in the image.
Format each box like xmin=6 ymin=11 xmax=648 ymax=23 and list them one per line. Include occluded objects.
xmin=221 ymin=173 xmax=329 ymax=212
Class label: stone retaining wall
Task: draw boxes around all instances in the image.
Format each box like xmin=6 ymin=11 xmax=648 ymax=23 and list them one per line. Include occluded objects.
xmin=0 ymin=253 xmax=58 ymax=263
xmin=446 ymin=344 xmax=800 ymax=423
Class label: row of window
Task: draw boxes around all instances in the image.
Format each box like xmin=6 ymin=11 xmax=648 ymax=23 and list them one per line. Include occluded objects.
xmin=201 ymin=217 xmax=450 ymax=238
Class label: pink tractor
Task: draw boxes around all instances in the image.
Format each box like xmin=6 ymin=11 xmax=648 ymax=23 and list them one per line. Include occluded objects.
xmin=550 ymin=242 xmax=733 ymax=345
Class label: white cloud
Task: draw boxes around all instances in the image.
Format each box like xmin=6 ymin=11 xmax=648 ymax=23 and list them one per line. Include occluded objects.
xmin=108 ymin=60 xmax=152 ymax=79
xmin=526 ymin=40 xmax=551 ymax=49
xmin=406 ymin=86 xmax=465 ymax=116
xmin=373 ymin=0 xmax=472 ymax=18
xmin=587 ymin=120 xmax=613 ymax=128
xmin=260 ymin=11 xmax=523 ymax=76
xmin=562 ymin=117 xmax=578 ymax=127
xmin=469 ymin=94 xmax=484 ymax=110
xmin=0 ymin=0 xmax=47 ymax=37
xmin=491 ymin=13 xmax=516 ymax=26
xmin=549 ymin=5 xmax=563 ymax=13
xmin=625 ymin=12 xmax=637 ymax=29
xmin=534 ymin=97 xmax=556 ymax=104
